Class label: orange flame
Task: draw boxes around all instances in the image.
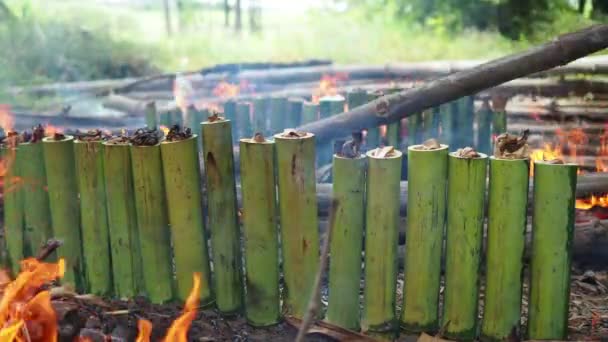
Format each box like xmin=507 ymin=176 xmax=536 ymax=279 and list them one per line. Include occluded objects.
xmin=0 ymin=258 xmax=65 ymax=342
xmin=529 ymin=143 xmax=564 ymax=177
xmin=160 ymin=125 xmax=170 ymax=136
xmin=135 ymin=273 xmax=202 ymax=342
xmin=43 ymin=125 xmax=63 ymax=137
xmin=575 ymin=194 xmax=608 ymax=210
xmin=312 ymin=73 xmax=348 ymax=104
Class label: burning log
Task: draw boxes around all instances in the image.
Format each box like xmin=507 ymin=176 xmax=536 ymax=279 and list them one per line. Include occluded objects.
xmin=274 ymin=131 xmax=319 ymax=319
xmin=297 ymin=25 xmax=608 ymax=144
xmin=1 ymin=143 xmax=24 ymax=272
xmin=73 ymin=135 xmax=112 ymax=296
xmin=160 ymin=129 xmax=213 ymax=305
xmin=325 ymin=150 xmax=366 ymax=331
xmin=528 ymin=161 xmax=578 ymax=340
xmin=201 ymin=117 xmax=243 ymax=314
xmin=102 ymin=138 xmax=144 ymax=298
xmin=362 ymin=147 xmax=402 ymax=337
xmin=442 ymin=150 xmax=488 ymax=340
xmin=238 ymin=134 xmax=281 ymax=326
xmin=42 ymin=134 xmax=85 ymax=290
xmin=401 ymin=143 xmax=448 ymax=333
xmin=129 ymin=130 xmax=174 ymax=304
xmin=482 ymin=156 xmax=529 ymax=341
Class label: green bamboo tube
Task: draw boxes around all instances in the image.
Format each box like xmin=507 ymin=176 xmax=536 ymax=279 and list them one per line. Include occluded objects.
xmin=73 ymin=140 xmax=112 ymax=295
xmin=224 ymin=100 xmax=238 ymax=141
xmin=239 ymin=136 xmax=280 ymax=326
xmin=145 ymin=102 xmax=157 ymax=129
xmin=102 ymin=141 xmax=144 ymax=299
xmin=42 ymin=136 xmax=84 ymax=289
xmin=326 ymin=153 xmax=366 ymax=331
xmin=407 ymin=112 xmax=422 ymax=146
xmin=160 ymin=136 xmax=213 ymax=305
xmin=401 ymin=144 xmax=448 ymax=332
xmin=269 ymin=96 xmax=287 ymax=134
xmin=252 ymin=96 xmax=268 ymax=134
xmin=366 ymin=90 xmax=382 ymax=149
xmin=2 ymin=146 xmax=24 ymax=272
xmin=236 ymin=101 xmax=253 ymax=139
xmin=477 ymin=99 xmax=493 ymax=155
xmin=130 ymin=143 xmax=174 ymax=303
xmin=301 ymin=101 xmax=319 ymax=125
xmin=362 ymin=148 xmax=402 ymax=336
xmin=286 ymin=98 xmax=303 ymax=129
xmin=319 ymin=95 xmax=345 ymax=165
xmin=457 ymin=96 xmax=475 ymax=147
xmin=201 ymin=119 xmax=243 ymax=314
xmin=481 ymin=157 xmax=529 ymax=341
xmin=442 ymin=152 xmax=488 ymax=340
xmin=159 ymin=111 xmax=171 ymax=127
xmin=274 ymin=131 xmax=319 ymax=318
xmin=527 ymin=161 xmax=577 ymax=340
xmin=18 ymin=142 xmax=52 ymax=257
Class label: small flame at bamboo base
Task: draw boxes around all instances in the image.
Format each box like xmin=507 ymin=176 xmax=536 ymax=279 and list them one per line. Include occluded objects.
xmin=0 ymin=256 xmax=201 ymax=342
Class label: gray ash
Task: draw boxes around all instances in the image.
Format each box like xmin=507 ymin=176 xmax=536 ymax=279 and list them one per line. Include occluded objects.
xmin=165 ymin=125 xmax=192 ymax=142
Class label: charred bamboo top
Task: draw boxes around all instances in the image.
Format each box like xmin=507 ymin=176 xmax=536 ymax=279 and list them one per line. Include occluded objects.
xmin=42 ymin=133 xmax=71 ymax=143
xmin=335 ymin=132 xmax=364 ymax=159
xmin=164 ymin=125 xmax=193 ymax=142
xmin=74 ymin=129 xmax=107 ymax=142
xmin=20 ymin=125 xmax=45 ymax=144
xmin=410 ymin=138 xmax=448 ymax=151
xmin=493 ymin=129 xmax=530 ymax=159
xmin=241 ymin=132 xmax=273 ymax=145
xmin=1 ymin=131 xmax=21 ymax=148
xmin=275 ymin=129 xmax=312 ymax=139
xmin=205 ymin=112 xmax=225 ymax=123
xmin=129 ymin=128 xmax=163 ymax=146
xmin=367 ymin=146 xmax=402 ymax=159
xmin=104 ymin=136 xmax=131 ymax=146
xmin=452 ymin=147 xmax=485 ymax=159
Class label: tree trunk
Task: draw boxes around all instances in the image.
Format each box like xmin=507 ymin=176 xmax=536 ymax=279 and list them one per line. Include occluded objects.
xmin=224 ymin=0 xmax=230 ymax=27
xmin=297 ymin=25 xmax=608 ymax=144
xmin=235 ymin=0 xmax=242 ymax=31
xmin=162 ymin=0 xmax=172 ymax=36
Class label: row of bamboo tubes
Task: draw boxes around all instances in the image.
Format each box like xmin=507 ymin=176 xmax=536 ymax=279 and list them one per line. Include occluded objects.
xmin=2 ymin=111 xmax=574 ymax=340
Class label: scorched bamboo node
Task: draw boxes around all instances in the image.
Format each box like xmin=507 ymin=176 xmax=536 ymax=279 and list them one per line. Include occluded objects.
xmin=130 ymin=136 xmax=174 ymax=304
xmin=18 ymin=139 xmax=52 ymax=258
xmin=481 ymin=156 xmax=529 ymax=341
xmin=274 ymin=130 xmax=319 ymax=319
xmin=236 ymin=101 xmax=253 ymax=140
xmin=527 ymin=161 xmax=577 ymax=340
xmin=1 ymin=145 xmax=24 ymax=273
xmin=73 ymin=138 xmax=112 ymax=296
xmin=102 ymin=139 xmax=144 ymax=299
xmin=160 ymin=132 xmax=213 ymax=306
xmin=442 ymin=149 xmax=488 ymax=340
xmin=201 ymin=116 xmax=243 ymax=314
xmin=42 ymin=134 xmax=84 ymax=290
xmin=326 ymin=151 xmax=366 ymax=331
xmin=362 ymin=146 xmax=402 ymax=337
xmin=239 ymin=134 xmax=280 ymax=326
xmin=401 ymin=141 xmax=448 ymax=333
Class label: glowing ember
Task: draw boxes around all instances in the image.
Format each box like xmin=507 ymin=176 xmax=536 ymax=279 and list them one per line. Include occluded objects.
xmin=0 ymin=258 xmax=65 ymax=342
xmin=575 ymin=194 xmax=608 ymax=210
xmin=529 ymin=143 xmax=563 ymax=176
xmin=160 ymin=125 xmax=170 ymax=137
xmin=135 ymin=273 xmax=202 ymax=342
xmin=43 ymin=125 xmax=63 ymax=137
xmin=312 ymin=73 xmax=348 ymax=104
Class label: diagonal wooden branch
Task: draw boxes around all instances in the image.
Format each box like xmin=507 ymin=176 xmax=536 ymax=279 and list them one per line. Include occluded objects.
xmin=297 ymin=24 xmax=608 ymax=144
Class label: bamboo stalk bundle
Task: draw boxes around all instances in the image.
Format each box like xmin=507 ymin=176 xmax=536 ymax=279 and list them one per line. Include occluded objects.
xmin=286 ymin=98 xmax=304 ymax=129
xmin=102 ymin=141 xmax=144 ymax=298
xmin=239 ymin=135 xmax=280 ymax=326
xmin=42 ymin=135 xmax=84 ymax=290
xmin=130 ymin=142 xmax=174 ymax=304
xmin=145 ymin=102 xmax=157 ymax=129
xmin=160 ymin=135 xmax=213 ymax=305
xmin=2 ymin=146 xmax=24 ymax=272
xmin=442 ymin=151 xmax=488 ymax=340
xmin=269 ymin=96 xmax=288 ymax=135
xmin=73 ymin=139 xmax=112 ymax=296
xmin=527 ymin=161 xmax=577 ymax=340
xmin=201 ymin=118 xmax=243 ymax=314
xmin=481 ymin=157 xmax=529 ymax=341
xmin=274 ymin=131 xmax=319 ymax=318
xmin=477 ymin=99 xmax=493 ymax=155
xmin=326 ymin=152 xmax=366 ymax=331
xmin=252 ymin=96 xmax=268 ymax=134
xmin=401 ymin=144 xmax=448 ymax=333
xmin=301 ymin=101 xmax=319 ymax=125
xmin=236 ymin=101 xmax=253 ymax=139
xmin=17 ymin=141 xmax=52 ymax=258
xmin=365 ymin=90 xmax=382 ymax=149
xmin=362 ymin=147 xmax=402 ymax=338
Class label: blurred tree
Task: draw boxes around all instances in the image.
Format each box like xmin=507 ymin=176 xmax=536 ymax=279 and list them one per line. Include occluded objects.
xmin=235 ymin=0 xmax=242 ymax=31
xmin=224 ymin=0 xmax=230 ymax=27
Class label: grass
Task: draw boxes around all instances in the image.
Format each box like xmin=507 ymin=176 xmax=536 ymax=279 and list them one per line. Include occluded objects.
xmin=0 ymin=0 xmax=602 ymax=88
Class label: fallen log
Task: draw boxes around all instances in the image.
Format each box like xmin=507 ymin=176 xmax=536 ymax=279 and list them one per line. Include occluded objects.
xmin=296 ymin=25 xmax=608 ymax=144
